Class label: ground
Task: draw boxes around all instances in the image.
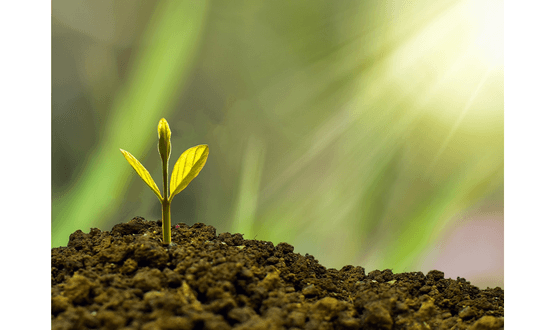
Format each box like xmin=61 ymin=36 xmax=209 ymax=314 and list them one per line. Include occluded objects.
xmin=52 ymin=217 xmax=504 ymax=329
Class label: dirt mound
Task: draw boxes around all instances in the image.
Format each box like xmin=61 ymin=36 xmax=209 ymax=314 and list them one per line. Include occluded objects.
xmin=52 ymin=217 xmax=504 ymax=329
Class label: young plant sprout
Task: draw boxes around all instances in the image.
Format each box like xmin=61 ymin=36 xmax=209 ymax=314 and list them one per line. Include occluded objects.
xmin=120 ymin=118 xmax=209 ymax=244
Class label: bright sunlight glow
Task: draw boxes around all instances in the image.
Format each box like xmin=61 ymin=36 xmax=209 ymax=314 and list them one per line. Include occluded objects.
xmin=467 ymin=0 xmax=504 ymax=66
xmin=384 ymin=0 xmax=503 ymax=126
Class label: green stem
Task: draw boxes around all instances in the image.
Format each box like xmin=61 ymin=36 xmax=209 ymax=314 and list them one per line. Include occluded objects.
xmin=162 ymin=199 xmax=171 ymax=244
xmin=162 ymin=151 xmax=170 ymax=243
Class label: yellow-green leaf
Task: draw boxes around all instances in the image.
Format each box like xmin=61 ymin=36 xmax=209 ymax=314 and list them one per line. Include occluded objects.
xmin=169 ymin=144 xmax=209 ymax=202
xmin=120 ymin=149 xmax=163 ymax=201
xmin=157 ymin=118 xmax=171 ymax=164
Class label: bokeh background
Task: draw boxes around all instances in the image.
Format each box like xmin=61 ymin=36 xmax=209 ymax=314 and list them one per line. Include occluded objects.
xmin=52 ymin=0 xmax=503 ymax=288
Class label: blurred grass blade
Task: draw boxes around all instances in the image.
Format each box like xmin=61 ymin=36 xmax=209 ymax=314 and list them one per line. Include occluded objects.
xmin=232 ymin=136 xmax=266 ymax=238
xmin=169 ymin=145 xmax=209 ymax=202
xmin=120 ymin=149 xmax=163 ymax=201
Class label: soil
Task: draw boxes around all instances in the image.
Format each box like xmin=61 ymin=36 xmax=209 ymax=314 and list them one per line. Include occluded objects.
xmin=52 ymin=216 xmax=504 ymax=330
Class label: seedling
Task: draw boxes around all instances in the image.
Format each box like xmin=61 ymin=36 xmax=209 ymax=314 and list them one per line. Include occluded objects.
xmin=120 ymin=118 xmax=209 ymax=244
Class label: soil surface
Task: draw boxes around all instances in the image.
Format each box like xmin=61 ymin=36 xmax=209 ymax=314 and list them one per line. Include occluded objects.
xmin=52 ymin=217 xmax=504 ymax=330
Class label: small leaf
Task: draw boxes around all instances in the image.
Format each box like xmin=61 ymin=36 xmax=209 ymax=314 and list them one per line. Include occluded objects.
xmin=120 ymin=149 xmax=163 ymax=201
xmin=169 ymin=144 xmax=209 ymax=202
xmin=157 ymin=118 xmax=171 ymax=164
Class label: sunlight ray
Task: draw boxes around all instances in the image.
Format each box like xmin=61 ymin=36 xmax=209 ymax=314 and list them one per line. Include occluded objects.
xmin=426 ymin=64 xmax=496 ymax=174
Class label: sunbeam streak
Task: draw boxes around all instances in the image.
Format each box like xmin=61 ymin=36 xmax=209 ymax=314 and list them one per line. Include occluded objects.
xmin=426 ymin=64 xmax=496 ymax=174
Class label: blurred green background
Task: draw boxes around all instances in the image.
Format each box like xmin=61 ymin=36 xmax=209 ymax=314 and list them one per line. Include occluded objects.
xmin=52 ymin=0 xmax=503 ymax=288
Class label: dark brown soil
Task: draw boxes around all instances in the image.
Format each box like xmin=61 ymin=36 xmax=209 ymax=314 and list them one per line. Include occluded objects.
xmin=52 ymin=217 xmax=504 ymax=330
